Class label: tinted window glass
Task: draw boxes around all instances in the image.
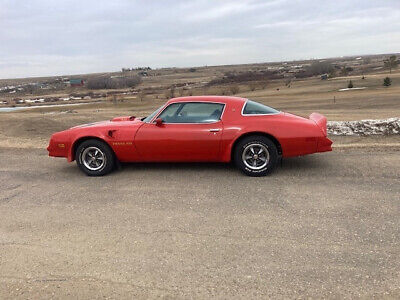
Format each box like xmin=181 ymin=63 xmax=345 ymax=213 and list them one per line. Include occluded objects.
xmin=158 ymin=102 xmax=224 ymax=123
xmin=243 ymin=100 xmax=279 ymax=115
xmin=158 ymin=103 xmax=182 ymax=122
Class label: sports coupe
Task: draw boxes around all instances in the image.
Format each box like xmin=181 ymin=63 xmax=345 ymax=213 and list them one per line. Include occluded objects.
xmin=47 ymin=96 xmax=332 ymax=176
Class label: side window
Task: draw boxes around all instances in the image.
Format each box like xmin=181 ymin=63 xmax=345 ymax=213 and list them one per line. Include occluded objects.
xmin=158 ymin=102 xmax=224 ymax=123
xmin=157 ymin=103 xmax=182 ymax=123
xmin=242 ymin=100 xmax=279 ymax=115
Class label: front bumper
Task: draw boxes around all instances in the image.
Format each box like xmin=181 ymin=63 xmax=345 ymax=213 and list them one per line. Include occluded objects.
xmin=47 ymin=133 xmax=69 ymax=158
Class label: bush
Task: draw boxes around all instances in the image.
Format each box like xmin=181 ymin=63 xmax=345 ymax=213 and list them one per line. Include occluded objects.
xmin=207 ymin=71 xmax=283 ymax=86
xmin=383 ymin=77 xmax=392 ymax=87
xmin=248 ymin=82 xmax=257 ymax=91
xmin=307 ymin=61 xmax=334 ymax=76
xmin=347 ymin=80 xmax=354 ymax=88
xmin=341 ymin=67 xmax=349 ymax=76
xmin=229 ymin=85 xmax=240 ymax=95
xmin=164 ymin=87 xmax=175 ymax=99
xmin=137 ymin=92 xmax=146 ymax=101
xmin=87 ymin=75 xmax=141 ymax=90
xmin=260 ymin=82 xmax=268 ymax=89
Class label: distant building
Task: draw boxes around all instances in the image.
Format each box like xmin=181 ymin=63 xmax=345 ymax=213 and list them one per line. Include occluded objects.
xmin=70 ymin=79 xmax=84 ymax=87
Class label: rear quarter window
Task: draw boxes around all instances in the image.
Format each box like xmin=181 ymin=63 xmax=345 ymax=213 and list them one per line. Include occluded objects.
xmin=242 ymin=100 xmax=279 ymax=115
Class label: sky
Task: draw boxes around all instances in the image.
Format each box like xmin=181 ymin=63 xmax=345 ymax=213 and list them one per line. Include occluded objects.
xmin=1 ymin=0 xmax=400 ymax=79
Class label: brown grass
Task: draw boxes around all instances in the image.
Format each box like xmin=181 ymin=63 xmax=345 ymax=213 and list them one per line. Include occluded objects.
xmin=1 ymin=65 xmax=399 ymax=149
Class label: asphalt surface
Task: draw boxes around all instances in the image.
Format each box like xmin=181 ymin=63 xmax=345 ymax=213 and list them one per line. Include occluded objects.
xmin=0 ymin=147 xmax=399 ymax=299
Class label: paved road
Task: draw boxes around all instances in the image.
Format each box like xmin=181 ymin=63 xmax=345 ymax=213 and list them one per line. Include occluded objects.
xmin=0 ymin=147 xmax=399 ymax=299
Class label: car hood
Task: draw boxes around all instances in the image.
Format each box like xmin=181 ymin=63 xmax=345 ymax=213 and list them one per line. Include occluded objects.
xmin=71 ymin=116 xmax=143 ymax=129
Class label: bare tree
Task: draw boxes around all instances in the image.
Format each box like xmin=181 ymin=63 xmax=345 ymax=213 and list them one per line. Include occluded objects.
xmin=340 ymin=67 xmax=349 ymax=76
xmin=24 ymin=84 xmax=38 ymax=94
xmin=384 ymin=55 xmax=398 ymax=73
xmin=137 ymin=91 xmax=146 ymax=102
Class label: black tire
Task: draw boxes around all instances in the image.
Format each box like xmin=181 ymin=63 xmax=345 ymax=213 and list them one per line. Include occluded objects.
xmin=233 ymin=135 xmax=278 ymax=177
xmin=76 ymin=139 xmax=115 ymax=176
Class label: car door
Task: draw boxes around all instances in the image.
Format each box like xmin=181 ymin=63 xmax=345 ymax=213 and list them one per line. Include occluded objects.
xmin=134 ymin=102 xmax=224 ymax=162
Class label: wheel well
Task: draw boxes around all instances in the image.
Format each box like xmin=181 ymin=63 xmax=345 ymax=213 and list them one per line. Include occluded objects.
xmin=72 ymin=136 xmax=114 ymax=161
xmin=231 ymin=132 xmax=282 ymax=160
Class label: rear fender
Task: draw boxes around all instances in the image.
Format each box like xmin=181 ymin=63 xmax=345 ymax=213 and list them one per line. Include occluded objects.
xmin=309 ymin=113 xmax=327 ymax=136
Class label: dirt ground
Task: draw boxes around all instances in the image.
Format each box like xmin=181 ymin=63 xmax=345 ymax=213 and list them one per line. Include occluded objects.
xmin=0 ymin=148 xmax=399 ymax=298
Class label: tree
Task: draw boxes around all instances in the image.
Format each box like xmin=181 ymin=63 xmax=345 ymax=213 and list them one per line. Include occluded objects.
xmin=87 ymin=75 xmax=141 ymax=90
xmin=347 ymin=80 xmax=354 ymax=88
xmin=384 ymin=55 xmax=398 ymax=73
xmin=340 ymin=66 xmax=349 ymax=76
xmin=307 ymin=61 xmax=334 ymax=76
xmin=137 ymin=91 xmax=146 ymax=101
xmin=363 ymin=57 xmax=371 ymax=65
xmin=383 ymin=77 xmax=392 ymax=87
xmin=24 ymin=84 xmax=38 ymax=94
xmin=328 ymin=68 xmax=337 ymax=78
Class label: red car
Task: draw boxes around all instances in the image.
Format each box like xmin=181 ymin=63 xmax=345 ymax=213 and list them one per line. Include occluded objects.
xmin=47 ymin=96 xmax=332 ymax=176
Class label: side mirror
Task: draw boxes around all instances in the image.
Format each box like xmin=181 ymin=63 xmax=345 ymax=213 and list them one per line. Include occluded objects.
xmin=155 ymin=118 xmax=163 ymax=126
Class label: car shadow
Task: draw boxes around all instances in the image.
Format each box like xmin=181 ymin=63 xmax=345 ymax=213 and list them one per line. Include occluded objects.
xmin=276 ymin=154 xmax=332 ymax=175
xmin=119 ymin=155 xmax=329 ymax=176
xmin=120 ymin=161 xmax=236 ymax=173
xmin=57 ymin=155 xmax=330 ymax=177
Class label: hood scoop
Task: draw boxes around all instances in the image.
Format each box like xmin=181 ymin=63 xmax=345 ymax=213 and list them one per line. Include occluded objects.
xmin=111 ymin=116 xmax=136 ymax=122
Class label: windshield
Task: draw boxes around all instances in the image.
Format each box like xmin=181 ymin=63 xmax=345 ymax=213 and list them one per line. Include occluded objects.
xmin=142 ymin=106 xmax=163 ymax=123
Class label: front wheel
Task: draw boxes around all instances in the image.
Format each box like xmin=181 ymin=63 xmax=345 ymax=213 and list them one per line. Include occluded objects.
xmin=76 ymin=139 xmax=115 ymax=176
xmin=234 ymin=136 xmax=278 ymax=177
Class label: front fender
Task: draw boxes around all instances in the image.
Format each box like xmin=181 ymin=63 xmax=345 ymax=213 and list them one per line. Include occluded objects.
xmin=68 ymin=132 xmax=111 ymax=162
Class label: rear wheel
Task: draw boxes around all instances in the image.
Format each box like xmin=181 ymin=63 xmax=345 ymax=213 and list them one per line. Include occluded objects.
xmin=76 ymin=139 xmax=115 ymax=176
xmin=234 ymin=135 xmax=278 ymax=176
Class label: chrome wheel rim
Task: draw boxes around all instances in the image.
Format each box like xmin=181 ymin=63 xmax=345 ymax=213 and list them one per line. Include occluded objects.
xmin=82 ymin=146 xmax=106 ymax=171
xmin=242 ymin=143 xmax=269 ymax=170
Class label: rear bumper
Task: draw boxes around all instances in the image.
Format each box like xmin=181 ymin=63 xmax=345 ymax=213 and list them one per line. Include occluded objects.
xmin=317 ymin=136 xmax=333 ymax=153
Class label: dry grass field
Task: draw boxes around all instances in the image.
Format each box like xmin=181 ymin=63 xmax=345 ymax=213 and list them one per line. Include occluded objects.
xmin=1 ymin=66 xmax=399 ymax=149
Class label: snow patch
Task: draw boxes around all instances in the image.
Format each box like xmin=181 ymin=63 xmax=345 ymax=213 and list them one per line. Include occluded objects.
xmin=338 ymin=87 xmax=366 ymax=91
xmin=328 ymin=118 xmax=400 ymax=136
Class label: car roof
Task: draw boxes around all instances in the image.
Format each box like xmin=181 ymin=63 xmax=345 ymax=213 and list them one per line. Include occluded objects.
xmin=167 ymin=96 xmax=247 ymax=105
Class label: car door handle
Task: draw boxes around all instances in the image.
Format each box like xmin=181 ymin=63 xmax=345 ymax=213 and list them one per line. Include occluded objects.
xmin=209 ymin=129 xmax=220 ymax=132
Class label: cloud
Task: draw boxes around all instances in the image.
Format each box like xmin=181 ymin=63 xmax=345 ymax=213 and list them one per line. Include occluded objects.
xmin=0 ymin=0 xmax=399 ymax=78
